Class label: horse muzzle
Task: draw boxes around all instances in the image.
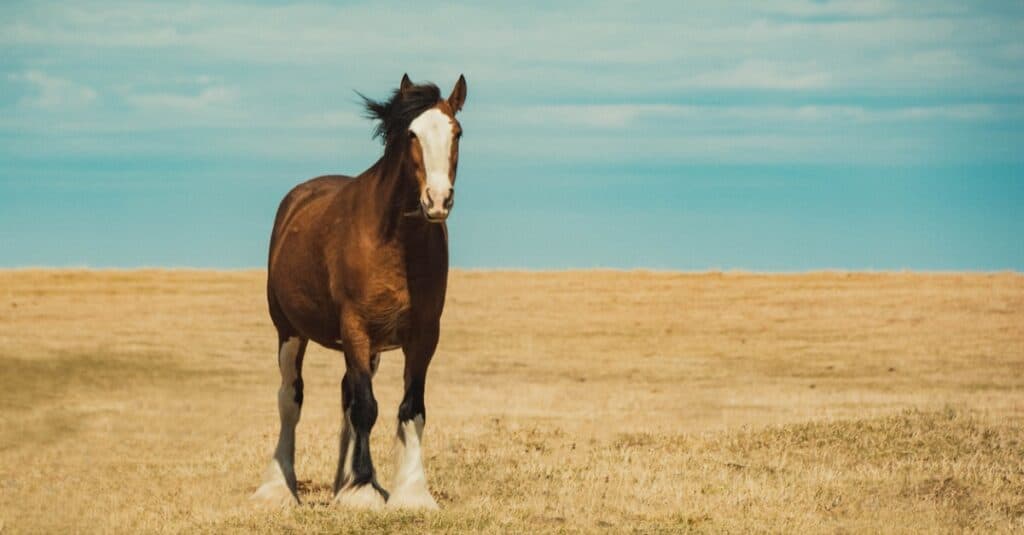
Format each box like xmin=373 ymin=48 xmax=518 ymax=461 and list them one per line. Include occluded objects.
xmin=421 ymin=187 xmax=454 ymax=222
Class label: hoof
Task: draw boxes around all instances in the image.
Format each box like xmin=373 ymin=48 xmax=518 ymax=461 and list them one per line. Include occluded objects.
xmin=387 ymin=487 xmax=439 ymax=510
xmin=333 ymin=483 xmax=387 ymax=510
xmin=250 ymin=480 xmax=299 ymax=508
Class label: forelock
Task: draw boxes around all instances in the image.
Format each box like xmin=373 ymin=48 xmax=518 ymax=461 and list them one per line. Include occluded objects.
xmin=359 ymin=83 xmax=442 ymax=145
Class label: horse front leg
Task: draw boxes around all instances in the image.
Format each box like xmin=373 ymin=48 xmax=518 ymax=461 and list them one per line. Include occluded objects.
xmin=332 ymin=323 xmax=388 ymax=509
xmin=388 ymin=324 xmax=440 ymax=509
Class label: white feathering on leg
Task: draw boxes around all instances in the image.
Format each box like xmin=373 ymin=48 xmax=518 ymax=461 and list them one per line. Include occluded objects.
xmin=251 ymin=337 xmax=303 ymax=507
xmin=387 ymin=414 xmax=438 ymax=509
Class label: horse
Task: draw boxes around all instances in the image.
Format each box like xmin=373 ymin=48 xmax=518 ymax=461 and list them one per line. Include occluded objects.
xmin=250 ymin=74 xmax=467 ymax=510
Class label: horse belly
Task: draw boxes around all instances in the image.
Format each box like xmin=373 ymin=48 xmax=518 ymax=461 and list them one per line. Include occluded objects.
xmin=273 ymin=282 xmax=342 ymax=344
xmin=268 ymin=250 xmax=345 ymax=345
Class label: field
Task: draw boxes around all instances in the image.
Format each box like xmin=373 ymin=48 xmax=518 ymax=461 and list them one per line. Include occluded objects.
xmin=0 ymin=269 xmax=1022 ymax=533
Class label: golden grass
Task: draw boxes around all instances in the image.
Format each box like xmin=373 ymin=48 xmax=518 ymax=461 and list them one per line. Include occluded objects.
xmin=0 ymin=270 xmax=1022 ymax=533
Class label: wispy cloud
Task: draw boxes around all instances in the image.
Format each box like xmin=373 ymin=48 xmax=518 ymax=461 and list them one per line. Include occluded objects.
xmin=758 ymin=0 xmax=897 ymax=19
xmin=291 ymin=111 xmax=365 ymax=130
xmin=8 ymin=70 xmax=97 ymax=109
xmin=0 ymin=1 xmax=1021 ymax=166
xmin=500 ymin=103 xmax=1004 ymax=129
xmin=125 ymin=85 xmax=237 ymax=112
xmin=686 ymin=61 xmax=832 ymax=90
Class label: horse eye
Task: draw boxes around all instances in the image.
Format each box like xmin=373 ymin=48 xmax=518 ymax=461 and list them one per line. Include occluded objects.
xmin=408 ymin=131 xmax=417 ymax=139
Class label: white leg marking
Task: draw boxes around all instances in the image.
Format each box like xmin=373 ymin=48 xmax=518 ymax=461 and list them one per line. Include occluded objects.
xmin=251 ymin=337 xmax=302 ymax=507
xmin=387 ymin=414 xmax=438 ymax=510
xmin=335 ymin=408 xmax=356 ymax=489
xmin=332 ymin=410 xmax=386 ymax=509
xmin=335 ymin=481 xmax=386 ymax=510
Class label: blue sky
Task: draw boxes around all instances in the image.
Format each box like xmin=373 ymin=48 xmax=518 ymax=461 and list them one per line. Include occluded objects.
xmin=1 ymin=1 xmax=1022 ymax=270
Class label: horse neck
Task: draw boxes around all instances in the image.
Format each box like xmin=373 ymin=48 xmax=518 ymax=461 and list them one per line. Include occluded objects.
xmin=365 ymin=144 xmax=419 ymax=239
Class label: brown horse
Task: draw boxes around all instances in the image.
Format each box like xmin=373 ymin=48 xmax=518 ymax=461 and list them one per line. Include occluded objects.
xmin=251 ymin=74 xmax=466 ymax=510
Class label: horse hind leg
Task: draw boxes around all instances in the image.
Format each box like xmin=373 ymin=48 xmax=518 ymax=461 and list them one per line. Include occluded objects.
xmin=251 ymin=335 xmax=307 ymax=507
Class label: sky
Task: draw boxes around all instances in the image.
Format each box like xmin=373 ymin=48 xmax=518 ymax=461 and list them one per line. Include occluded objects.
xmin=1 ymin=1 xmax=1022 ymax=270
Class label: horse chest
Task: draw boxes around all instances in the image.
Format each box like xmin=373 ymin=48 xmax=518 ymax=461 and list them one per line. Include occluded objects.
xmin=358 ymin=278 xmax=412 ymax=342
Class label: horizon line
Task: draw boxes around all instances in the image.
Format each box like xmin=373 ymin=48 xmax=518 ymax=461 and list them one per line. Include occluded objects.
xmin=1 ymin=266 xmax=1020 ymax=276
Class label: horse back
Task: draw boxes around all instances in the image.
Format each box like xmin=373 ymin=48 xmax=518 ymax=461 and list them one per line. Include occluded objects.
xmin=269 ymin=175 xmax=354 ymax=260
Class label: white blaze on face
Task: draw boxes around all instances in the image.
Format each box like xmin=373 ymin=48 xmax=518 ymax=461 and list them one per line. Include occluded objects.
xmin=409 ymin=108 xmax=454 ymax=219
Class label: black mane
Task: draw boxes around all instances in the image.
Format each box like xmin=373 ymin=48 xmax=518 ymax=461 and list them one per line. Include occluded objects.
xmin=359 ymin=82 xmax=442 ymax=145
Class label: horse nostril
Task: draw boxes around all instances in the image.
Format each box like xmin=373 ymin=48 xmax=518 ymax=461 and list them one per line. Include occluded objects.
xmin=443 ymin=193 xmax=454 ymax=209
xmin=424 ymin=188 xmax=436 ymax=208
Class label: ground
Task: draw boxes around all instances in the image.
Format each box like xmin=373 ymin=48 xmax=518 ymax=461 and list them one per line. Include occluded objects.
xmin=0 ymin=270 xmax=1022 ymax=533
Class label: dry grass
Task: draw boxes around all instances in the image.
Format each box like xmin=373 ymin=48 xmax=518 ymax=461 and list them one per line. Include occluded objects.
xmin=0 ymin=269 xmax=1022 ymax=533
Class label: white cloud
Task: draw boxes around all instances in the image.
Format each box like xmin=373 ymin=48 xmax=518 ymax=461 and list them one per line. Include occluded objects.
xmin=505 ymin=105 xmax=686 ymax=128
xmin=0 ymin=1 xmax=1020 ymax=166
xmin=291 ymin=111 xmax=365 ymax=129
xmin=686 ymin=61 xmax=831 ymax=90
xmin=758 ymin=0 xmax=969 ymax=19
xmin=497 ymin=103 xmax=1003 ymax=129
xmin=125 ymin=85 xmax=237 ymax=111
xmin=1 ymin=2 xmax=1020 ymax=98
xmin=758 ymin=0 xmax=896 ymax=18
xmin=8 ymin=70 xmax=97 ymax=109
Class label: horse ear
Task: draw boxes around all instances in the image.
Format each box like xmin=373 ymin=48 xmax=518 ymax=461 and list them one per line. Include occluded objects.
xmin=400 ymin=73 xmax=413 ymax=91
xmin=448 ymin=74 xmax=467 ymax=113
